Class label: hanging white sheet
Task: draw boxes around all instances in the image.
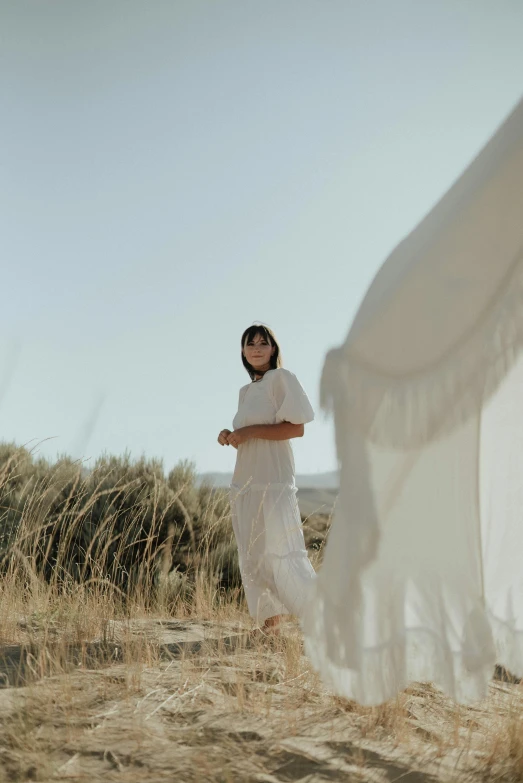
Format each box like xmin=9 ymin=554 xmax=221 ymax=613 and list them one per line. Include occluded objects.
xmin=302 ymin=96 xmax=523 ymax=705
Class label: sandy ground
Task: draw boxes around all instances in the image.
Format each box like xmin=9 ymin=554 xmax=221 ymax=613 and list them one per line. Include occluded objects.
xmin=0 ymin=618 xmax=521 ymax=782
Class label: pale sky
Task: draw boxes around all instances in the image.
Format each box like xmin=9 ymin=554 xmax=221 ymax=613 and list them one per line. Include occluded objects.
xmin=1 ymin=0 xmax=522 ymax=475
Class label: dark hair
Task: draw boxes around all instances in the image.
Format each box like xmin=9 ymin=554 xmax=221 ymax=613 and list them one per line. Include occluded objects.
xmin=241 ymin=324 xmax=282 ymax=380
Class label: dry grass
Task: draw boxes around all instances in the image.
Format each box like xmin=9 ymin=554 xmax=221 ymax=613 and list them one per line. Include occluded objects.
xmin=2 ymin=575 xmax=523 ymax=781
xmin=0 ymin=607 xmax=523 ymax=783
xmin=0 ymin=455 xmax=523 ymax=781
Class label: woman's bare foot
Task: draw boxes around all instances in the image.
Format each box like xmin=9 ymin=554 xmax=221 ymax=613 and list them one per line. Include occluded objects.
xmin=262 ymin=615 xmax=282 ymax=635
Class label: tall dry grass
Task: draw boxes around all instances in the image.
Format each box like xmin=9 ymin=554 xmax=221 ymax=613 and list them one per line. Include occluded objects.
xmin=0 ymin=442 xmax=239 ymax=625
xmin=0 ymin=442 xmax=331 ymax=649
xmin=0 ymin=443 xmax=523 ymax=781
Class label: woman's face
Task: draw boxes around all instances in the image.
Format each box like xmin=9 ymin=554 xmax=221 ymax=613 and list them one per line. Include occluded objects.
xmin=243 ymin=332 xmax=275 ymax=371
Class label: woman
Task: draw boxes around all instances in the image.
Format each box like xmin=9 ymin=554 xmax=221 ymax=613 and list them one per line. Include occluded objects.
xmin=218 ymin=324 xmax=316 ymax=634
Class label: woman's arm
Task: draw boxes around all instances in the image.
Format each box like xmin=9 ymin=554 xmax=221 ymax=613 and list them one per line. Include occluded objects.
xmin=226 ymin=422 xmax=304 ymax=447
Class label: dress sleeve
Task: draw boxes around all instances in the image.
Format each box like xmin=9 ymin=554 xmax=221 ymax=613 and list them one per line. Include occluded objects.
xmin=270 ymin=369 xmax=315 ymax=425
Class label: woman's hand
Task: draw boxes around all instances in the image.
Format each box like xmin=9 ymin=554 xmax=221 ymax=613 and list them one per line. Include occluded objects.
xmin=226 ymin=427 xmax=251 ymax=448
xmin=217 ymin=428 xmax=232 ymax=446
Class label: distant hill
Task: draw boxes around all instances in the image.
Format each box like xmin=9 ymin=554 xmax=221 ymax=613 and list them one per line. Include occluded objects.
xmin=197 ymin=471 xmax=339 ymax=517
xmin=295 ymin=487 xmax=338 ymax=518
xmin=197 ymin=471 xmax=339 ymax=489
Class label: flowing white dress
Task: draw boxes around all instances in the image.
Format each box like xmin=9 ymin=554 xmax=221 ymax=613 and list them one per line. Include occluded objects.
xmin=230 ymin=368 xmax=316 ymax=623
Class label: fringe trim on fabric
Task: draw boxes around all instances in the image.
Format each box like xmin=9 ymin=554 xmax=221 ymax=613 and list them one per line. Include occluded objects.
xmin=321 ymin=246 xmax=523 ymax=450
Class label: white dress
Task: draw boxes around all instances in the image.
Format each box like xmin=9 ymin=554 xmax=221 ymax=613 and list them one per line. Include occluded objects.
xmin=230 ymin=368 xmax=316 ymax=623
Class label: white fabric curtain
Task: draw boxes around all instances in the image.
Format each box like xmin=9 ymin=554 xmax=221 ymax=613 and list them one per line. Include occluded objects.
xmin=302 ymin=96 xmax=523 ymax=705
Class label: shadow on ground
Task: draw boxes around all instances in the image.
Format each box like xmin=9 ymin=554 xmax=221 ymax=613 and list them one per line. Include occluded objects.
xmin=0 ymin=627 xmax=258 ymax=688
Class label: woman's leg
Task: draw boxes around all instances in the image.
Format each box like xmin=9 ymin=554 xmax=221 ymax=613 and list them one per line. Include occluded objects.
xmin=262 ymin=614 xmax=283 ymax=634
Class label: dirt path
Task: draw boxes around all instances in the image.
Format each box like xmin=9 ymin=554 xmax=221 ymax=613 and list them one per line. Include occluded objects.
xmin=0 ymin=619 xmax=519 ymax=782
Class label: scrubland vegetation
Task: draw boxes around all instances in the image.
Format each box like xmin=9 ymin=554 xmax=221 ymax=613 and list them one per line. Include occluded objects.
xmin=0 ymin=442 xmax=522 ymax=782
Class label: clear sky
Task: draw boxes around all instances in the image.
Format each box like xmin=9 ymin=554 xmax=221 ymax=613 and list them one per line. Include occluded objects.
xmin=1 ymin=0 xmax=522 ymax=476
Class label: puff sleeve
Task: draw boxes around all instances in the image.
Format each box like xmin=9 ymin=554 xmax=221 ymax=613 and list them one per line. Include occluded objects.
xmin=270 ymin=369 xmax=315 ymax=425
